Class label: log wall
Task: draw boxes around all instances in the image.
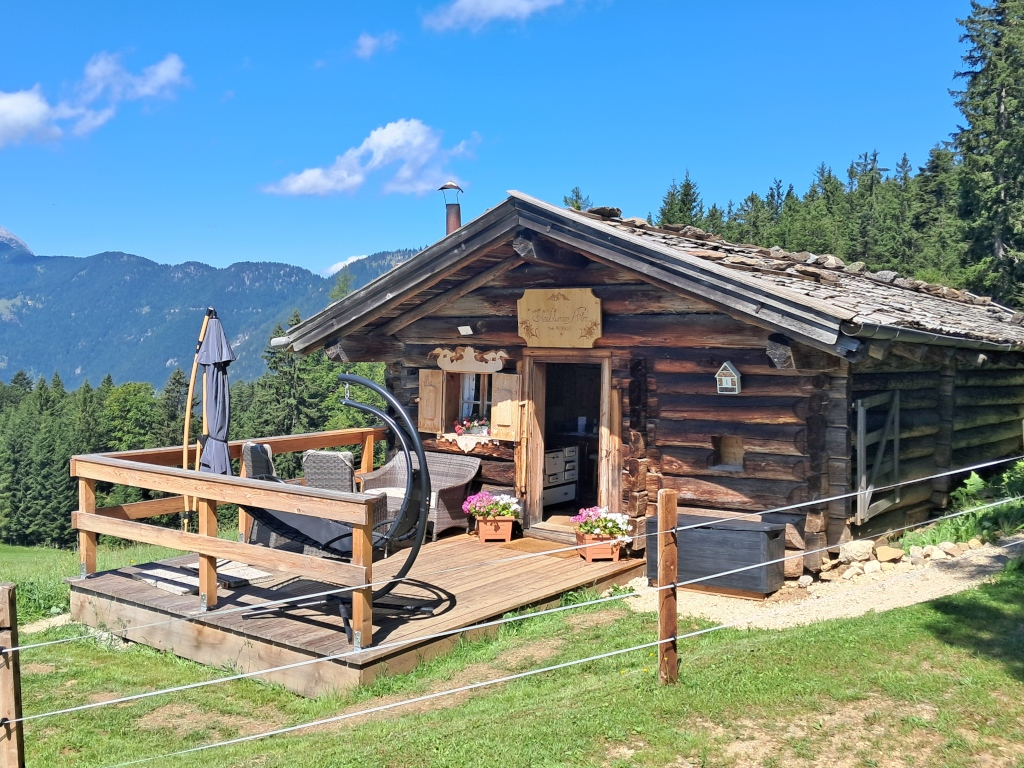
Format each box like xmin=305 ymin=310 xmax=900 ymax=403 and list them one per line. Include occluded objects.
xmin=364 ymin=263 xmax=843 ymax=575
xmin=641 ymin=341 xmax=837 ymax=571
xmin=345 ymin=256 xmax=1024 ymax=580
xmin=848 ymin=350 xmax=1024 ymax=538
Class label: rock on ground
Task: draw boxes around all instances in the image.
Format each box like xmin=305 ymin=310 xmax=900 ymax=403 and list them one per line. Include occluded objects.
xmin=839 ymin=540 xmax=874 ymax=563
xmin=623 ymin=533 xmax=1023 ymax=631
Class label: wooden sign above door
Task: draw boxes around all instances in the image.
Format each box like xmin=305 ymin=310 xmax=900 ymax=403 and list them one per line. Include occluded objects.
xmin=517 ymin=288 xmax=602 ymax=348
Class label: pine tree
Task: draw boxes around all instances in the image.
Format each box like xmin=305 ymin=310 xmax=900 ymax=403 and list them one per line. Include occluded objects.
xmin=0 ymin=402 xmax=36 ymax=543
xmin=563 ymin=187 xmax=592 ymax=211
xmin=657 ymin=179 xmax=681 ymax=226
xmin=657 ymin=172 xmax=705 ymax=227
xmin=952 ymin=0 xmax=1024 ymax=301
xmin=912 ymin=146 xmax=969 ymax=285
xmin=676 ymin=172 xmax=704 ymax=227
xmin=156 ymin=369 xmax=191 ymax=448
xmin=330 ymin=267 xmax=355 ymax=300
xmin=703 ymin=204 xmax=726 ymax=235
xmin=104 ymin=382 xmax=160 ymax=452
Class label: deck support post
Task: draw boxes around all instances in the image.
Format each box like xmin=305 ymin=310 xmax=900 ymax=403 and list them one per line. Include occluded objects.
xmin=197 ymin=498 xmax=218 ymax=610
xmin=360 ymin=432 xmax=375 ymax=474
xmin=0 ymin=584 xmax=25 ymax=768
xmin=352 ymin=516 xmax=373 ymax=650
xmin=657 ymin=488 xmax=678 ymax=685
xmin=78 ymin=477 xmax=97 ymax=576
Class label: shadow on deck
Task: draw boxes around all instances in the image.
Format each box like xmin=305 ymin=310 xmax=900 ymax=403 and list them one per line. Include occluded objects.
xmin=69 ymin=535 xmax=642 ymax=696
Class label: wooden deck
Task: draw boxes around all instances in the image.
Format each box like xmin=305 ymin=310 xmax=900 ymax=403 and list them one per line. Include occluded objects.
xmin=69 ymin=534 xmax=642 ymax=696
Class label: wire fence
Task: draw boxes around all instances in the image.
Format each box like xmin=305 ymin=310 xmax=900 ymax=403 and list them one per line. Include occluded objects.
xmin=11 ymin=491 xmax=1024 ymax=728
xmin=98 ymin=534 xmax=1024 ymax=768
xmin=8 ymin=453 xmax=1022 ymax=656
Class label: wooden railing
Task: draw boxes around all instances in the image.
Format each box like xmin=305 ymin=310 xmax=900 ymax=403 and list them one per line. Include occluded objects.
xmin=70 ymin=427 xmax=387 ymax=648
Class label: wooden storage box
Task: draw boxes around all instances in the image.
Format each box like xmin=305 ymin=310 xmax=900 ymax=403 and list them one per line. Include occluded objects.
xmin=646 ymin=513 xmax=785 ymax=595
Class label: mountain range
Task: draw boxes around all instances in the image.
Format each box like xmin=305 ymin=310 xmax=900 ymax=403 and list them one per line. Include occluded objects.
xmin=0 ymin=226 xmax=415 ymax=388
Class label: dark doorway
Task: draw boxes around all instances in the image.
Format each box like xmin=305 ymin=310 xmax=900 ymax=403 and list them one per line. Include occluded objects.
xmin=540 ymin=363 xmax=601 ymax=527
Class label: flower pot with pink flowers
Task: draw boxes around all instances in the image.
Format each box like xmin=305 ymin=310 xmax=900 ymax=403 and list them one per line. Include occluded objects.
xmin=570 ymin=506 xmax=632 ymax=563
xmin=463 ymin=490 xmax=520 ymax=543
xmin=453 ymin=417 xmax=489 ymax=436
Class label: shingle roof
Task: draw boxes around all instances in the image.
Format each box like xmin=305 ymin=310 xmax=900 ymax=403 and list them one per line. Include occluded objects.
xmin=576 ymin=209 xmax=1024 ymax=349
xmin=277 ymin=192 xmax=1024 ymax=357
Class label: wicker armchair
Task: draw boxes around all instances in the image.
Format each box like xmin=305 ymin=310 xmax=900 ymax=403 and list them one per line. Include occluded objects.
xmin=359 ymin=451 xmax=480 ymax=540
xmin=301 ymin=450 xmax=390 ymax=529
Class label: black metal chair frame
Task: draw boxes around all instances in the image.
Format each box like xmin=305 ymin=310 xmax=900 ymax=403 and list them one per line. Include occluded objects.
xmin=239 ymin=374 xmax=432 ymax=646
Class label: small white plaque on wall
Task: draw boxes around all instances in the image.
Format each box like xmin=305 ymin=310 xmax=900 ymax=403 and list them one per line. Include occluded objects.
xmin=715 ymin=362 xmax=742 ymax=395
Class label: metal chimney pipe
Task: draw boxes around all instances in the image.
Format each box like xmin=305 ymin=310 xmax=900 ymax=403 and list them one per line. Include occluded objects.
xmin=439 ymin=181 xmax=464 ymax=236
xmin=445 ymin=202 xmax=462 ymax=235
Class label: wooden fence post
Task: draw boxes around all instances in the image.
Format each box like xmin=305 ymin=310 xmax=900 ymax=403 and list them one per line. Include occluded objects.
xmin=657 ymin=488 xmax=678 ymax=685
xmin=0 ymin=584 xmax=25 ymax=768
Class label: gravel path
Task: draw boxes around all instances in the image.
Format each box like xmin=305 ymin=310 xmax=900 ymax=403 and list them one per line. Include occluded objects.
xmin=623 ymin=533 xmax=1024 ymax=630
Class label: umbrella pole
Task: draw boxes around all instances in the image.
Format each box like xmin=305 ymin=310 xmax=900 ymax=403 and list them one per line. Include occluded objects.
xmin=182 ymin=308 xmax=214 ymax=527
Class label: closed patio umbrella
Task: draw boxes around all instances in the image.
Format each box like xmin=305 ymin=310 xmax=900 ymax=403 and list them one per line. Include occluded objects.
xmin=196 ymin=312 xmax=236 ymax=475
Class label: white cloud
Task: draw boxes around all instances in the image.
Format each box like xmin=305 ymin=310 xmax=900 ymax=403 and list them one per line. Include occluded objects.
xmin=0 ymin=86 xmax=56 ymax=146
xmin=321 ymin=255 xmax=366 ymax=276
xmin=0 ymin=52 xmax=187 ymax=148
xmin=264 ymin=118 xmax=478 ymax=197
xmin=354 ymin=31 xmax=399 ymax=59
xmin=424 ymin=0 xmax=565 ymax=31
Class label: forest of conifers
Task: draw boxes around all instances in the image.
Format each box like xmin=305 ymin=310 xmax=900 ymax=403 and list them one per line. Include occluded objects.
xmin=2 ymin=2 xmax=1022 ymax=547
xmin=0 ymin=312 xmax=384 ymax=547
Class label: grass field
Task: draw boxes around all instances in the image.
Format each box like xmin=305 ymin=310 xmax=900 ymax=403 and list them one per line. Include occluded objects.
xmin=5 ymin=542 xmax=1024 ymax=768
xmin=0 ymin=542 xmax=182 ymax=626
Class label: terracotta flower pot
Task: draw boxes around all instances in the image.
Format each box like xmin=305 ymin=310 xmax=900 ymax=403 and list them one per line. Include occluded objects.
xmin=575 ymin=531 xmax=621 ymax=563
xmin=477 ymin=516 xmax=515 ymax=543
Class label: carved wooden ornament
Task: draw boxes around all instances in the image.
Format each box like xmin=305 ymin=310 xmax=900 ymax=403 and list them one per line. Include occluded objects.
xmin=429 ymin=346 xmax=510 ymax=372
xmin=516 ymin=288 xmax=602 ymax=348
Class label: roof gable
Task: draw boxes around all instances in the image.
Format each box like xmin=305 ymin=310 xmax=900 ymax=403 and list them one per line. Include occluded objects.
xmin=276 ymin=192 xmax=1024 ymax=357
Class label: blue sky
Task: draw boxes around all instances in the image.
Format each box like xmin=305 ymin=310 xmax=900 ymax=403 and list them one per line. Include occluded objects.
xmin=1 ymin=0 xmax=969 ymax=275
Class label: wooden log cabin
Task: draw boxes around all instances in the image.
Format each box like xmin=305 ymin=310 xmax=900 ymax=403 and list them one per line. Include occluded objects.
xmin=273 ymin=191 xmax=1024 ymax=580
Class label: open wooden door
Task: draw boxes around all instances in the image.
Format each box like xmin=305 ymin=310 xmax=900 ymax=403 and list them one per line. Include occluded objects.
xmin=524 ymin=361 xmax=546 ymax=528
xmin=521 ymin=350 xmax=620 ymax=528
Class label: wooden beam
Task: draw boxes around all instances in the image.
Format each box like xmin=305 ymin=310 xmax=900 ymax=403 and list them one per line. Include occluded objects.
xmin=93 ymin=495 xmax=187 ymax=520
xmin=889 ymin=342 xmax=930 ymax=362
xmin=70 ymin=454 xmax=374 ymax=526
xmin=657 ymin=489 xmax=678 ymax=686
xmin=512 ymin=233 xmax=590 ymax=270
xmin=0 ymin=584 xmax=25 ymax=768
xmin=324 ymin=337 xmax=407 ymax=364
xmin=111 ymin=427 xmax=387 ymax=467
xmin=866 ymin=339 xmax=891 ymax=360
xmin=378 ymin=257 xmax=522 ymax=336
xmin=72 ymin=513 xmax=368 ymax=587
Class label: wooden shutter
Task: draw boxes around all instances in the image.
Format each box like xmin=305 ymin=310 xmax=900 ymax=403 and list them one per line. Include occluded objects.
xmin=490 ymin=373 xmax=521 ymax=441
xmin=418 ymin=369 xmax=445 ymax=434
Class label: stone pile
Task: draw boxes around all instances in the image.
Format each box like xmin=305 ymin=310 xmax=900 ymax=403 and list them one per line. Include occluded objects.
xmin=805 ymin=537 xmax=985 ymax=585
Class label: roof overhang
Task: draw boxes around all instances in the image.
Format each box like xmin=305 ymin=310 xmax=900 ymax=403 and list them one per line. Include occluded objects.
xmin=274 ymin=192 xmax=876 ymax=359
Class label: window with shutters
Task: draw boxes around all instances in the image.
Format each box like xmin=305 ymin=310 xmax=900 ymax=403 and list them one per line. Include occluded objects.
xmin=417 ymin=368 xmax=520 ymax=441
